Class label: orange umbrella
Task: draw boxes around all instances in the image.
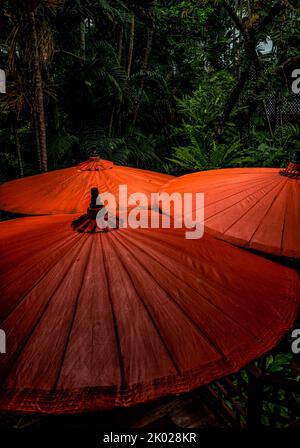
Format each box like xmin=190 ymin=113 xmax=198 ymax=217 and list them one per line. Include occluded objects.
xmin=0 ymin=208 xmax=298 ymax=413
xmin=0 ymin=156 xmax=173 ymax=215
xmin=159 ymin=158 xmax=300 ymax=259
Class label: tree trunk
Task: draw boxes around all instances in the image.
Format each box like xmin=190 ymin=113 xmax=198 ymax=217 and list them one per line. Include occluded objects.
xmin=30 ymin=11 xmax=48 ymax=172
xmin=108 ymin=25 xmax=124 ymax=137
xmin=247 ymin=0 xmax=252 ymax=18
xmin=108 ymin=106 xmax=115 ymax=137
xmin=80 ymin=20 xmax=86 ymax=60
xmin=127 ymin=15 xmax=135 ymax=77
xmin=219 ymin=0 xmax=291 ymax=136
xmin=219 ymin=60 xmax=251 ymax=133
xmin=12 ymin=117 xmax=23 ymax=177
xmin=118 ymin=25 xmax=123 ymax=64
xmin=34 ymin=111 xmax=42 ymax=171
xmin=132 ymin=28 xmax=154 ymax=129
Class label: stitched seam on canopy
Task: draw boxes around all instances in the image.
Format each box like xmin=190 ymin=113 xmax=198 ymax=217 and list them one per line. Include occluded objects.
xmin=279 ymin=182 xmax=298 ymax=257
xmin=216 ymin=177 xmax=288 ymax=236
xmin=110 ymin=231 xmax=229 ymax=360
xmin=107 ymin=233 xmax=182 ymax=376
xmin=100 ymin=233 xmax=126 ymax=391
xmin=25 ymin=170 xmax=82 ymax=207
xmin=160 ymin=174 xmax=277 ymax=210
xmin=113 ymin=229 xmax=268 ymax=344
xmin=0 ymin=233 xmax=83 ymax=325
xmin=205 ymin=178 xmax=283 ymax=223
xmin=160 ymin=170 xmax=274 ymax=193
xmin=201 ymin=176 xmax=279 ymax=207
xmin=165 ymin=177 xmax=279 ymax=222
xmin=53 ymin=236 xmax=94 ymax=391
xmin=245 ymin=178 xmax=289 ymax=249
xmin=0 ymin=304 xmax=298 ymax=412
xmin=0 ymin=237 xmax=89 ymax=386
xmin=1 ymin=232 xmax=79 ymax=291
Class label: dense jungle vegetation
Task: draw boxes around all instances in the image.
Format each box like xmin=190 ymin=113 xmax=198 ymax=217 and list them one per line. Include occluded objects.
xmin=0 ymin=0 xmax=300 ymax=179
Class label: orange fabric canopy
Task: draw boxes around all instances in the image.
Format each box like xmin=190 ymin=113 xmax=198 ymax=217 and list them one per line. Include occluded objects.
xmin=160 ymin=164 xmax=300 ymax=258
xmin=0 ymin=157 xmax=173 ymax=215
xmin=0 ymin=213 xmax=298 ymax=413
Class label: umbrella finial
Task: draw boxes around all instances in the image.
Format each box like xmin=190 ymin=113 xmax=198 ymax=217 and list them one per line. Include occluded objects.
xmin=71 ymin=188 xmax=106 ymax=233
xmin=90 ymin=187 xmax=100 ymax=207
xmin=88 ymin=187 xmax=103 ymax=217
xmin=279 ymin=150 xmax=300 ymax=179
xmin=72 ymin=188 xmax=119 ymax=233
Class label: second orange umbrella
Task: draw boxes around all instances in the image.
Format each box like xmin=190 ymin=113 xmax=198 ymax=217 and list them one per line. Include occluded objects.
xmin=0 ymin=156 xmax=173 ymax=215
xmin=159 ymin=156 xmax=300 ymax=259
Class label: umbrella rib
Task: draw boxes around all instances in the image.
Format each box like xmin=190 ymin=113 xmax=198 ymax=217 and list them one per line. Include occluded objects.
xmin=163 ymin=174 xmax=275 ymax=210
xmin=102 ymin=169 xmax=166 ymax=204
xmin=12 ymin=170 xmax=81 ymax=213
xmin=55 ymin=171 xmax=103 ymax=213
xmin=100 ymin=233 xmax=126 ymax=390
xmin=0 ymin=233 xmax=83 ymax=325
xmin=202 ymin=175 xmax=276 ymax=205
xmin=0 ymin=237 xmax=89 ymax=386
xmin=110 ymin=231 xmax=227 ymax=360
xmin=0 ymin=231 xmax=80 ymax=292
xmin=249 ymin=178 xmax=290 ymax=252
xmin=114 ymin=230 xmax=270 ymax=345
xmin=230 ymin=178 xmax=289 ymax=241
xmin=108 ymin=233 xmax=182 ymax=376
xmin=214 ymin=177 xmax=289 ymax=236
xmin=101 ymin=171 xmax=121 ymax=207
xmin=43 ymin=170 xmax=82 ymax=194
xmin=52 ymin=236 xmax=94 ymax=391
xmin=205 ymin=177 xmax=280 ymax=220
xmin=280 ymin=181 xmax=299 ymax=256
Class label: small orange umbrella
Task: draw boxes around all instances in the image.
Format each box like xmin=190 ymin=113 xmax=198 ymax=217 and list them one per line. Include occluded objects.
xmin=0 ymin=205 xmax=298 ymax=413
xmin=0 ymin=156 xmax=173 ymax=215
xmin=159 ymin=157 xmax=300 ymax=259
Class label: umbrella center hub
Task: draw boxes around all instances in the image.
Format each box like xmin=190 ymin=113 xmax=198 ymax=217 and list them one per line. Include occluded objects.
xmin=279 ymin=162 xmax=300 ymax=179
xmin=72 ymin=209 xmax=119 ymax=234
xmin=72 ymin=187 xmax=119 ymax=233
xmin=78 ymin=156 xmax=114 ymax=172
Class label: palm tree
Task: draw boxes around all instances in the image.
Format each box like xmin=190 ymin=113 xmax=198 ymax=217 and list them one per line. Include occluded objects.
xmin=127 ymin=14 xmax=135 ymax=77
xmin=4 ymin=0 xmax=64 ymax=172
xmin=30 ymin=9 xmax=48 ymax=171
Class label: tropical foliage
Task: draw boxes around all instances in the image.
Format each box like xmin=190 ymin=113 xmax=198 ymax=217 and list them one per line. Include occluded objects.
xmin=0 ymin=0 xmax=299 ymax=179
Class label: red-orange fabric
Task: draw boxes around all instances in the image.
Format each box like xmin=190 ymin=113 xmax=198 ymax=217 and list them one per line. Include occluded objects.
xmin=0 ymin=158 xmax=173 ymax=215
xmin=0 ymin=214 xmax=299 ymax=413
xmin=160 ymin=168 xmax=300 ymax=258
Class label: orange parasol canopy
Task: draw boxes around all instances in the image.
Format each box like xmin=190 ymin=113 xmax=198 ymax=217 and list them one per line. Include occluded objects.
xmin=159 ymin=159 xmax=300 ymax=259
xmin=0 ymin=156 xmax=173 ymax=215
xmin=0 ymin=211 xmax=298 ymax=413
